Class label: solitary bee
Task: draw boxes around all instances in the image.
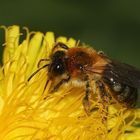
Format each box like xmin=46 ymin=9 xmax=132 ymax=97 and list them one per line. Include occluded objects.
xmin=28 ymin=42 xmax=140 ymax=114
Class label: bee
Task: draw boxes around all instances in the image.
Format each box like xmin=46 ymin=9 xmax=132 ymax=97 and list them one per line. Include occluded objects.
xmin=28 ymin=42 xmax=140 ymax=114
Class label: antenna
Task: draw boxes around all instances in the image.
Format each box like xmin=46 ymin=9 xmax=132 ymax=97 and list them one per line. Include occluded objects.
xmin=28 ymin=64 xmax=49 ymax=81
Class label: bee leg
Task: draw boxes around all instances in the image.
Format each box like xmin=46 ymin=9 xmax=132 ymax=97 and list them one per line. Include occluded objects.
xmin=43 ymin=77 xmax=70 ymax=100
xmin=82 ymin=76 xmax=91 ymax=115
xmin=51 ymin=76 xmax=70 ymax=92
xmin=43 ymin=79 xmax=49 ymax=92
xmin=96 ymin=81 xmax=110 ymax=123
xmin=37 ymin=59 xmax=50 ymax=68
xmin=52 ymin=42 xmax=69 ymax=52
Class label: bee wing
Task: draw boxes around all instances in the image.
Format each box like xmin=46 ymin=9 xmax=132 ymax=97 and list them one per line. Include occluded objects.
xmin=103 ymin=60 xmax=140 ymax=88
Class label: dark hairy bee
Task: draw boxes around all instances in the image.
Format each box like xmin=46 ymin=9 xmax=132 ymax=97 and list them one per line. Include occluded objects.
xmin=28 ymin=42 xmax=140 ymax=114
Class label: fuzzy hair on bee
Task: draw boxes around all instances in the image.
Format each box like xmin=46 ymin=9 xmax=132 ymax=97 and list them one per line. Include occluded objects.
xmin=28 ymin=42 xmax=140 ymax=115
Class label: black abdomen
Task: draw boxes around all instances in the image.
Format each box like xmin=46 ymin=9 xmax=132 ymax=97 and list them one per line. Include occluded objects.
xmin=103 ymin=77 xmax=138 ymax=108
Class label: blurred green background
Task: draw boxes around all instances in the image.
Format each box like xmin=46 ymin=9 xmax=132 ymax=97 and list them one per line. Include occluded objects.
xmin=0 ymin=0 xmax=140 ymax=67
xmin=0 ymin=0 xmax=140 ymax=106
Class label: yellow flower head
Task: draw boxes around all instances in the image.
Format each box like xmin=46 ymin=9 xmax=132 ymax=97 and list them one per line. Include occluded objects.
xmin=0 ymin=25 xmax=140 ymax=140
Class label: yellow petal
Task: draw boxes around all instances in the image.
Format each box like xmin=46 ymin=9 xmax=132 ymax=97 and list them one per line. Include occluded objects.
xmin=0 ymin=25 xmax=140 ymax=140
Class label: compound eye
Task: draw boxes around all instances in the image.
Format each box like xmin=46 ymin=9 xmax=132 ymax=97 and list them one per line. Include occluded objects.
xmin=53 ymin=62 xmax=65 ymax=75
xmin=49 ymin=50 xmax=66 ymax=76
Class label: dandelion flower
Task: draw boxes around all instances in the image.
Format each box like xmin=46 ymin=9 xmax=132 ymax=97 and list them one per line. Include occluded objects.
xmin=0 ymin=25 xmax=140 ymax=140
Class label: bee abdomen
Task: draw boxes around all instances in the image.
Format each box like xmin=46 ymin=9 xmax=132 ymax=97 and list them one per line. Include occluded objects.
xmin=115 ymin=85 xmax=138 ymax=108
xmin=104 ymin=78 xmax=138 ymax=108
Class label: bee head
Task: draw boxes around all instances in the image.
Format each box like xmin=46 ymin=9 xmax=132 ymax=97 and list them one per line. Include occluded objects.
xmin=48 ymin=51 xmax=67 ymax=78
